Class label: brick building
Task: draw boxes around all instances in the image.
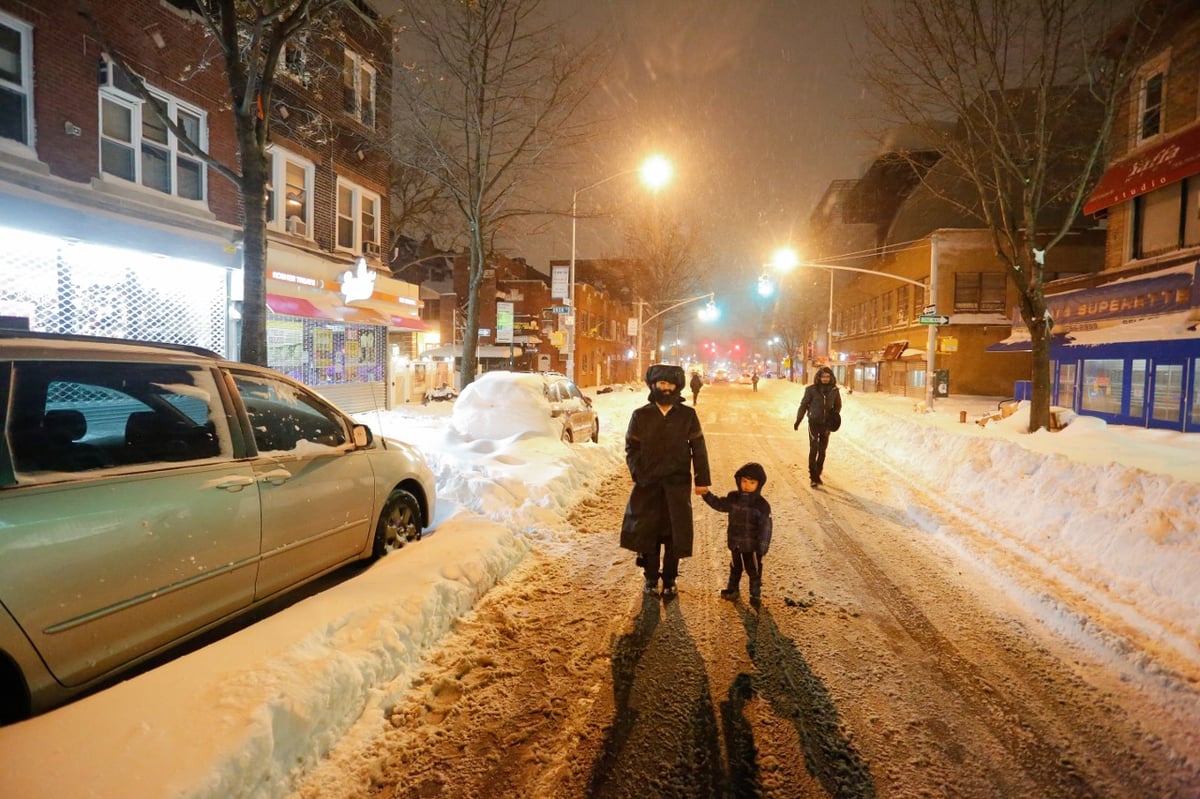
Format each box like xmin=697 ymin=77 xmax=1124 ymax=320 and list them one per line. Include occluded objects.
xmin=0 ymin=0 xmax=423 ymax=411
xmin=1041 ymin=3 xmax=1200 ymax=431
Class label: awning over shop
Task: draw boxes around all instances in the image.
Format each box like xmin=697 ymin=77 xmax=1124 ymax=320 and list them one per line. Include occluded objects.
xmin=881 ymin=340 xmax=908 ymax=359
xmin=1084 ymin=121 xmax=1200 ymax=215
xmin=265 ymin=294 xmax=335 ymax=320
xmin=266 ymin=284 xmax=425 ymax=329
xmin=386 ymin=315 xmax=427 ymax=331
xmin=421 ymin=344 xmax=524 ymax=359
xmin=266 ymin=293 xmax=389 ymax=326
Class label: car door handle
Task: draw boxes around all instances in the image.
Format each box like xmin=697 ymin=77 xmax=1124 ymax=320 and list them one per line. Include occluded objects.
xmin=258 ymin=468 xmax=293 ymax=485
xmin=209 ymin=475 xmax=256 ymax=492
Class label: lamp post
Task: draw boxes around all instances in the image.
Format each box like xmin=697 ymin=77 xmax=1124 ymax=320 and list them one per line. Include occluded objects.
xmin=635 ymin=292 xmax=718 ymax=380
xmin=567 ymin=155 xmax=672 ymax=383
xmin=769 ymin=246 xmax=939 ymax=409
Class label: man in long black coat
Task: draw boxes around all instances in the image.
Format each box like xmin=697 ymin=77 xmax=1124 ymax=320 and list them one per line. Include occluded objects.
xmin=620 ymin=363 xmax=712 ymax=596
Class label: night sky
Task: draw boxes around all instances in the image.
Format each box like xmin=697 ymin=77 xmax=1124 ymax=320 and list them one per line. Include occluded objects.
xmin=381 ymin=0 xmax=882 ymax=343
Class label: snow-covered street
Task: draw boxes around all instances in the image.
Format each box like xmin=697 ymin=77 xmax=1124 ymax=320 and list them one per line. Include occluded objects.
xmin=1 ymin=378 xmax=1197 ymax=797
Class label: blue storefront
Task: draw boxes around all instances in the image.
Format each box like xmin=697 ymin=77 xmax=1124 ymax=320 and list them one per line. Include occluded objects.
xmin=990 ymin=264 xmax=1200 ymax=432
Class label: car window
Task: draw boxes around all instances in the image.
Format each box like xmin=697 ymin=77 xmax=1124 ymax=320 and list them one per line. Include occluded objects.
xmin=231 ymin=371 xmax=348 ymax=453
xmin=7 ymin=361 xmax=229 ymax=475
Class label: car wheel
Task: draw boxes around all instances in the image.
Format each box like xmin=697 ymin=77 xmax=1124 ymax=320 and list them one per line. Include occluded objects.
xmin=561 ymin=425 xmax=574 ymax=443
xmin=372 ymin=488 xmax=422 ymax=559
xmin=590 ymin=420 xmax=599 ymax=443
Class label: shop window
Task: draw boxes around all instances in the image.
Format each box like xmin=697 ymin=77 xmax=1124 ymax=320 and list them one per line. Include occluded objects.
xmin=1081 ymin=358 xmax=1123 ymax=415
xmin=335 ymin=178 xmax=381 ymax=254
xmin=1192 ymin=359 xmax=1200 ymax=426
xmin=1129 ymin=360 xmax=1146 ymax=418
xmin=267 ymin=147 xmax=314 ymax=238
xmin=1152 ymin=363 xmax=1182 ymax=423
xmin=0 ymin=13 xmax=33 ymax=148
xmin=1056 ymin=362 xmax=1076 ymax=408
xmin=342 ymin=50 xmax=376 ymax=127
xmin=99 ymin=74 xmax=207 ymax=201
xmin=1135 ymin=53 xmax=1167 ymax=143
xmin=953 ymin=272 xmax=1006 ymax=313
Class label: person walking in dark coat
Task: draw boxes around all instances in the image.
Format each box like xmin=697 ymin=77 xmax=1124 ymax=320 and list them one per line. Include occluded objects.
xmin=794 ymin=366 xmax=842 ymax=488
xmin=703 ymin=462 xmax=772 ymax=604
xmin=620 ymin=363 xmax=712 ymax=597
xmin=689 ymin=371 xmax=704 ymax=405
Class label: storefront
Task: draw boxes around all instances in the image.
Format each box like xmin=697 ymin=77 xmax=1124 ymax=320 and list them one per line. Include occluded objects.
xmin=0 ymin=182 xmax=240 ymax=351
xmin=990 ymin=264 xmax=1200 ymax=431
xmin=265 ymin=247 xmax=425 ymax=413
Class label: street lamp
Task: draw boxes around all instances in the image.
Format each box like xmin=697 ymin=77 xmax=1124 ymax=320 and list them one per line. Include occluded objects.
xmin=769 ymin=245 xmax=940 ymax=409
xmin=635 ymin=293 xmax=718 ymax=380
xmin=567 ymin=155 xmax=673 ymax=383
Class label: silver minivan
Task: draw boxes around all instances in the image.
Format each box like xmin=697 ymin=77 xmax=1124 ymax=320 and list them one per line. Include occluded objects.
xmin=0 ymin=332 xmax=436 ymax=722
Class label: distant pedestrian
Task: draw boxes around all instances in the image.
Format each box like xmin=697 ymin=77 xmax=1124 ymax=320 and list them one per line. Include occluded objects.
xmin=703 ymin=462 xmax=772 ymax=604
xmin=751 ymin=371 xmax=759 ymax=392
xmin=689 ymin=371 xmax=704 ymax=405
xmin=794 ymin=366 xmax=842 ymax=487
xmin=621 ymin=364 xmax=712 ymax=598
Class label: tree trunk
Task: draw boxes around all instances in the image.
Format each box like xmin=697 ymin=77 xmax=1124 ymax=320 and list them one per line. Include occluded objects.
xmin=459 ymin=225 xmax=485 ymax=388
xmin=1027 ymin=314 xmax=1053 ymax=433
xmin=237 ymin=120 xmax=269 ymax=366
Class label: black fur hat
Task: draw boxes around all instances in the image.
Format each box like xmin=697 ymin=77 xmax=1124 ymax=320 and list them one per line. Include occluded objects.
xmin=645 ymin=363 xmax=687 ymax=405
xmin=645 ymin=363 xmax=686 ymax=389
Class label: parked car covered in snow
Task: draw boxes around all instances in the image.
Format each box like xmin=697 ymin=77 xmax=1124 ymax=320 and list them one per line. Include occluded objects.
xmin=451 ymin=371 xmax=600 ymax=444
xmin=0 ymin=331 xmax=436 ymax=723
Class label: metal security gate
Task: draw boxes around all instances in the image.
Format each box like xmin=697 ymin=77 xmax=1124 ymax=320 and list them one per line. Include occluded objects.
xmin=0 ymin=228 xmax=229 ymax=354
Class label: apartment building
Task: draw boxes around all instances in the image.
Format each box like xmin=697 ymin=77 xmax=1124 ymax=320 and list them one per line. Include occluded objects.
xmin=0 ymin=0 xmax=421 ymax=411
xmin=1044 ymin=3 xmax=1200 ymax=431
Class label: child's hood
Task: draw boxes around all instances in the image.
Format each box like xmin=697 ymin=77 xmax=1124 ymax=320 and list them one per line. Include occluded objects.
xmin=734 ymin=462 xmax=767 ymax=493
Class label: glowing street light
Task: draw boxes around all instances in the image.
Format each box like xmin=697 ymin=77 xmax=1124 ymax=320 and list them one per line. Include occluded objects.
xmin=567 ymin=155 xmax=673 ymax=382
xmin=767 ymin=244 xmax=939 ymax=408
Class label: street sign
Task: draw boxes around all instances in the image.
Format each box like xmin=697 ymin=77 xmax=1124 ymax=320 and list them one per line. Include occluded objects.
xmin=552 ymin=305 xmax=570 ymax=314
xmin=923 ymin=304 xmax=936 ymax=315
xmin=918 ymin=314 xmax=950 ymax=325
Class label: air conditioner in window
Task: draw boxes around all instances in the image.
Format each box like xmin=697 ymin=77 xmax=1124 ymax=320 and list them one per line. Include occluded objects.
xmin=285 ymin=216 xmax=307 ymax=237
xmin=98 ymin=56 xmax=137 ymax=94
xmin=362 ymin=241 xmax=382 ymax=258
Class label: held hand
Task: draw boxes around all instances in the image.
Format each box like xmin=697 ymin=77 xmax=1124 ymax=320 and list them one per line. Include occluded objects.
xmin=793 ymin=421 xmax=800 ymax=431
xmin=694 ymin=486 xmax=710 ymax=495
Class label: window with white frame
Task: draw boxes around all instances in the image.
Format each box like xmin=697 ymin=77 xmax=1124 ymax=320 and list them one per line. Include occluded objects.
xmin=99 ymin=72 xmax=206 ymax=201
xmin=0 ymin=12 xmax=34 ymax=148
xmin=1135 ymin=52 xmax=1168 ymax=143
xmin=266 ymin=147 xmax=315 ymax=238
xmin=342 ymin=50 xmax=376 ymax=127
xmin=336 ymin=177 xmax=380 ymax=254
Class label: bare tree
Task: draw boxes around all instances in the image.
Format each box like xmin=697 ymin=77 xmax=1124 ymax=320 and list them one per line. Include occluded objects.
xmin=79 ymin=0 xmax=362 ymax=366
xmin=619 ymin=201 xmax=708 ymax=360
xmin=390 ymin=0 xmax=601 ymax=389
xmin=860 ymin=0 xmax=1163 ymax=431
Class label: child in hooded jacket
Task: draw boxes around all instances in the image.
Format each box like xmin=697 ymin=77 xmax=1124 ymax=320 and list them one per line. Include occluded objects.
xmin=702 ymin=462 xmax=772 ymax=602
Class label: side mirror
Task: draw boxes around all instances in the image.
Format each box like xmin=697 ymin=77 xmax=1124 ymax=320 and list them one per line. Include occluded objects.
xmin=352 ymin=423 xmax=374 ymax=448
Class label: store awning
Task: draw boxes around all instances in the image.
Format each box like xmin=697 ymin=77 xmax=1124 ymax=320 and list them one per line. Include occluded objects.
xmin=266 ymin=294 xmax=336 ymax=320
xmin=387 ymin=315 xmax=427 ymax=331
xmin=266 ymin=293 xmax=423 ymax=329
xmin=1084 ymin=122 xmax=1200 ymax=215
xmin=421 ymin=344 xmax=524 ymax=359
xmin=881 ymin=340 xmax=908 ymax=360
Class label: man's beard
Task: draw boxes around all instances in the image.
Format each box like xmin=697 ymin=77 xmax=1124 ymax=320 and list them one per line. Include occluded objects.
xmin=649 ymin=386 xmax=683 ymax=405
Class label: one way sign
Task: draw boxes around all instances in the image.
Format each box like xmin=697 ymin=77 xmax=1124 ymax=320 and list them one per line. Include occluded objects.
xmin=918 ymin=314 xmax=950 ymax=325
